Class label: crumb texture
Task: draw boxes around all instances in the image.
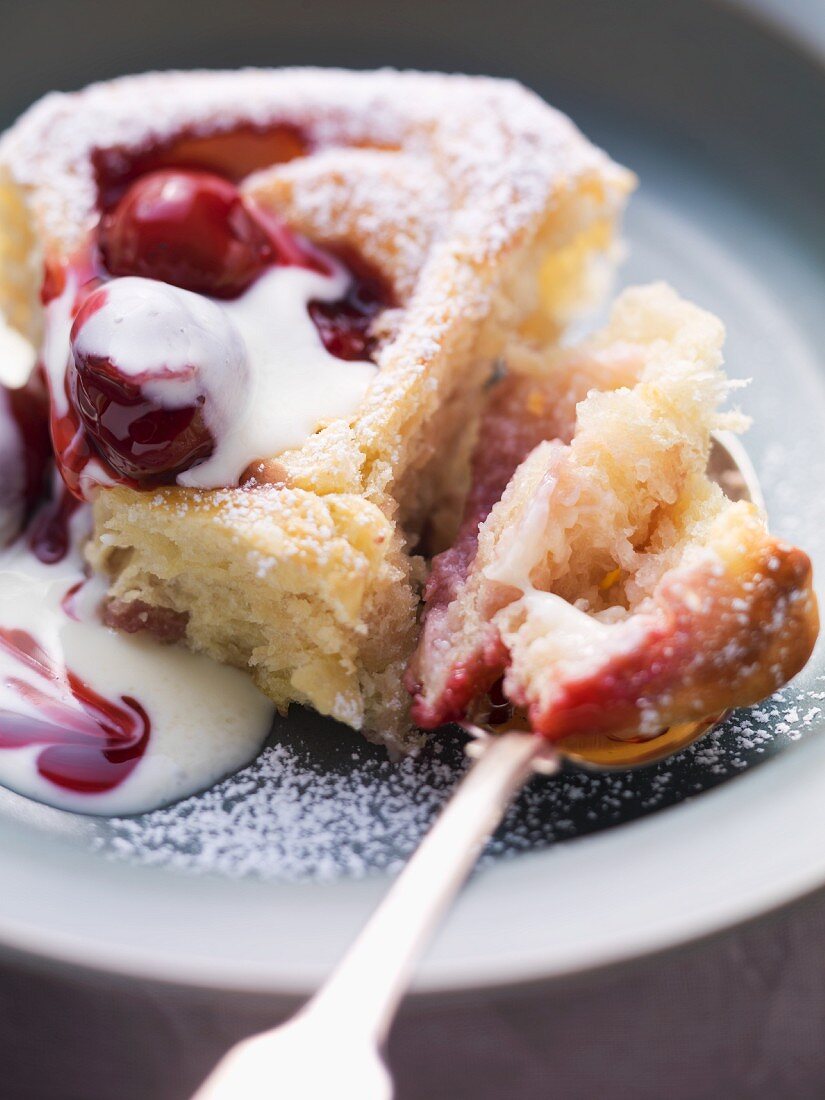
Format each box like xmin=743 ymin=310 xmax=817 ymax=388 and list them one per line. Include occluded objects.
xmin=91 ymin=484 xmax=419 ymax=744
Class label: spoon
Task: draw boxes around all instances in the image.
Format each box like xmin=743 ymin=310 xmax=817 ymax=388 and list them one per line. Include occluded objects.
xmin=193 ymin=431 xmax=760 ymax=1100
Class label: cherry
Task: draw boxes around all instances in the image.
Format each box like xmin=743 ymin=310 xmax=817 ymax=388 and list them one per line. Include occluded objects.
xmin=308 ymin=272 xmax=386 ymax=361
xmin=68 ymin=357 xmax=213 ymax=485
xmin=68 ymin=279 xmax=246 ymax=484
xmin=98 ymin=169 xmax=273 ymax=298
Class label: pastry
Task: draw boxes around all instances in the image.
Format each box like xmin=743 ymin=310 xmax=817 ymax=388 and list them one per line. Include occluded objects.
xmin=0 ymin=68 xmax=632 ymax=749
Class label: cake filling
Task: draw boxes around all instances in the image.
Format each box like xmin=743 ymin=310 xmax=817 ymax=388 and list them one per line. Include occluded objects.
xmin=408 ymin=285 xmax=817 ymax=740
xmin=41 ymin=168 xmax=390 ymax=499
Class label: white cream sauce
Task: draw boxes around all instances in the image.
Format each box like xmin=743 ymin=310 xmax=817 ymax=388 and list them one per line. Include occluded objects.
xmin=0 ymin=314 xmax=35 ymax=389
xmin=2 ymin=257 xmax=373 ymax=813
xmin=182 ymin=264 xmax=376 ymax=488
xmin=0 ymin=507 xmax=274 ymax=815
xmin=74 ymin=276 xmax=249 ymax=441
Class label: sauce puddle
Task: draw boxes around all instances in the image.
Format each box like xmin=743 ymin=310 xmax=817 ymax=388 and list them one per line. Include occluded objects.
xmin=0 ymin=501 xmax=273 ymax=815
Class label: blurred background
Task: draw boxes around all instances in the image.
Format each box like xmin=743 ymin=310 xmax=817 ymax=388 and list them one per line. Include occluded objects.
xmin=0 ymin=0 xmax=822 ymax=216
xmin=1 ymin=1 xmax=824 ymax=1097
xmin=2 ymin=0 xmax=822 ymax=302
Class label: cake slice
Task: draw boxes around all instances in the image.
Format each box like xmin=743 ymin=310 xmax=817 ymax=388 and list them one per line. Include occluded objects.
xmin=408 ymin=284 xmax=818 ymax=739
xmin=0 ymin=69 xmax=633 ymax=748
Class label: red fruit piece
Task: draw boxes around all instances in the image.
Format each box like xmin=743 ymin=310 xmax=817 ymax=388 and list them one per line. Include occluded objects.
xmin=308 ymin=272 xmax=386 ymax=361
xmin=68 ymin=279 xmax=246 ymax=484
xmin=98 ymin=169 xmax=273 ymax=298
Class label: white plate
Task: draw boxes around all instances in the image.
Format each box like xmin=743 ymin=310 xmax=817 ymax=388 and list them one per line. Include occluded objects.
xmin=0 ymin=0 xmax=823 ymax=997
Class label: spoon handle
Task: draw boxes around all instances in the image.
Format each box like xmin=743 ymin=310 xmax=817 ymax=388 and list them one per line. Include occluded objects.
xmin=310 ymin=731 xmax=553 ymax=1043
xmin=193 ymin=732 xmax=553 ymax=1100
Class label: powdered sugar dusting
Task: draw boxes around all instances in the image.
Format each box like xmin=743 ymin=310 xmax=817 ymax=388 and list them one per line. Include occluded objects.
xmin=246 ymin=149 xmax=449 ymax=301
xmin=95 ymin=726 xmax=465 ymax=880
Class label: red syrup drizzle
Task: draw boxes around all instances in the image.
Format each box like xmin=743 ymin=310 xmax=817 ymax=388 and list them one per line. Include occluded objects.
xmin=0 ymin=627 xmax=149 ymax=794
xmin=27 ymin=484 xmax=81 ymax=565
xmin=308 ymin=249 xmax=387 ymax=361
xmin=0 ymin=360 xmax=80 ymax=563
xmin=0 ymin=371 xmax=149 ymax=795
xmin=0 ymin=476 xmax=150 ymax=795
xmin=41 ymin=255 xmax=105 ymax=500
xmin=0 ymin=468 xmax=151 ymax=795
xmin=46 ymin=162 xmax=393 ymax=498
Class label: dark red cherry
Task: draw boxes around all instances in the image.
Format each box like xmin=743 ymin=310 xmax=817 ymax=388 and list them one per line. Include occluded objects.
xmin=69 ymin=360 xmax=213 ymax=484
xmin=67 ymin=280 xmax=246 ymax=484
xmin=98 ymin=169 xmax=273 ymax=298
xmin=308 ymin=274 xmax=386 ymax=361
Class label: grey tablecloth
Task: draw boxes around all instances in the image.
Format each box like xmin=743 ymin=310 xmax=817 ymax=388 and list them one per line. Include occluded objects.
xmin=4 ymin=887 xmax=825 ymax=1100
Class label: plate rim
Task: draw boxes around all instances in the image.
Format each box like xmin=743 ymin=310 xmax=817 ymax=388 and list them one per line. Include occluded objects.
xmin=1 ymin=695 xmax=825 ymax=996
